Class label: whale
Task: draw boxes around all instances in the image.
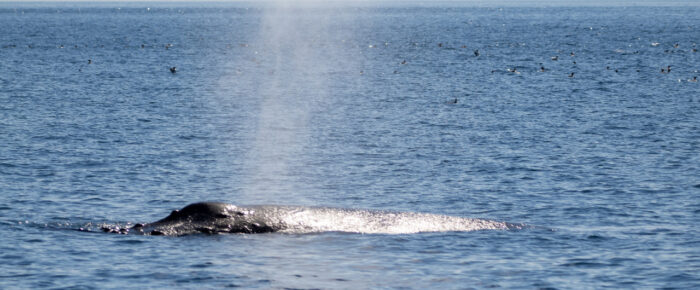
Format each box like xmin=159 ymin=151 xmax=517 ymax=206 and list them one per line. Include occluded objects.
xmin=100 ymin=202 xmax=521 ymax=236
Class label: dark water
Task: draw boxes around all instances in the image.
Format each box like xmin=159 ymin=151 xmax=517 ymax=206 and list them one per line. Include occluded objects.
xmin=1 ymin=1 xmax=699 ymax=288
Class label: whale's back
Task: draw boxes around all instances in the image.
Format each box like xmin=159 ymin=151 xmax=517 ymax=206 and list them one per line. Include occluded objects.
xmin=130 ymin=203 xmax=523 ymax=236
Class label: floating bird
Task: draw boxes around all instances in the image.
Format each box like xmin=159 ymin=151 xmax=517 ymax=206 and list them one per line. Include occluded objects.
xmin=474 ymin=49 xmax=480 ymax=56
xmin=551 ymin=56 xmax=558 ymax=61
xmin=568 ymin=72 xmax=575 ymax=78
xmin=401 ymin=60 xmax=406 ymax=64
xmin=447 ymin=98 xmax=458 ymax=104
xmin=170 ymin=67 xmax=177 ymax=73
xmin=540 ymin=66 xmax=546 ymax=72
xmin=88 ymin=59 xmax=92 ymax=64
xmin=689 ymin=76 xmax=698 ymax=82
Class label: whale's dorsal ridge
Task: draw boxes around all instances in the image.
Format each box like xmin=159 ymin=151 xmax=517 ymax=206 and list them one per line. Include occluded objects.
xmin=117 ymin=202 xmax=518 ymax=236
xmin=152 ymin=202 xmax=233 ymax=224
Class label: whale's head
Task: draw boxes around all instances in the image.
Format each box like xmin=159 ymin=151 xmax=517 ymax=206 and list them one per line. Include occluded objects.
xmin=131 ymin=202 xmax=275 ymax=236
xmin=156 ymin=202 xmax=243 ymax=223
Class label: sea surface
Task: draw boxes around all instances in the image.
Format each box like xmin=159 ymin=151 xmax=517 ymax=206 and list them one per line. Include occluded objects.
xmin=1 ymin=1 xmax=699 ymax=288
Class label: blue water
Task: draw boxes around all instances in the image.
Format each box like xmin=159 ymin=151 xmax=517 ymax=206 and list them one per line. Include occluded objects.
xmin=1 ymin=1 xmax=699 ymax=288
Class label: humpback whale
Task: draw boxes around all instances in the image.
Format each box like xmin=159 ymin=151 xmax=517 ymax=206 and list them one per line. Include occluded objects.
xmin=101 ymin=202 xmax=520 ymax=236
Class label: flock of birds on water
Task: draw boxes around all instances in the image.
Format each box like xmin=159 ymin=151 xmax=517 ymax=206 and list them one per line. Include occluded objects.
xmin=4 ymin=40 xmax=697 ymax=89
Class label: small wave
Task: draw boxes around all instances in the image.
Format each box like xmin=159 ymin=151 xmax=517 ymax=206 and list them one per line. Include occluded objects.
xmin=66 ymin=160 xmax=107 ymax=168
xmin=114 ymin=239 xmax=146 ymax=245
xmin=561 ymin=258 xmax=608 ymax=268
xmin=82 ymin=197 xmax=108 ymax=202
xmin=176 ymin=134 xmax=210 ymax=140
xmin=0 ymin=162 xmax=17 ymax=168
xmin=0 ymin=273 xmax=36 ymax=279
xmin=31 ymin=135 xmax=71 ymax=141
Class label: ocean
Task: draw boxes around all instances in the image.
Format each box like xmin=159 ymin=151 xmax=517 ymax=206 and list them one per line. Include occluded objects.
xmin=0 ymin=1 xmax=698 ymax=288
